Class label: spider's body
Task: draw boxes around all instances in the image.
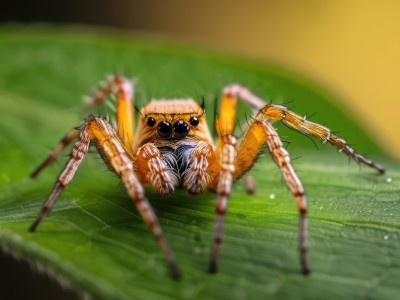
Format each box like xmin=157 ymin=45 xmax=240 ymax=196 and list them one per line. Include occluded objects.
xmin=30 ymin=76 xmax=385 ymax=279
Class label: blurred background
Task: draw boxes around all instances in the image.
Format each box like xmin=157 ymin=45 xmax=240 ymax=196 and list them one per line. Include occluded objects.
xmin=1 ymin=0 xmax=399 ymax=158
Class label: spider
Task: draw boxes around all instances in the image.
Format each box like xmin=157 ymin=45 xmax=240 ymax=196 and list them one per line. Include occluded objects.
xmin=30 ymin=75 xmax=385 ymax=279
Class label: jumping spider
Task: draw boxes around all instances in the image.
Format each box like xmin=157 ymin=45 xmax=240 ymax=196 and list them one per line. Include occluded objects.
xmin=30 ymin=75 xmax=385 ymax=279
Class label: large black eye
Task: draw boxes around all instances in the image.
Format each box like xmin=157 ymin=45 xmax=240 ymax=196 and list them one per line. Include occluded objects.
xmin=189 ymin=116 xmax=199 ymax=126
xmin=157 ymin=121 xmax=173 ymax=138
xmin=147 ymin=117 xmax=156 ymax=127
xmin=173 ymin=120 xmax=190 ymax=138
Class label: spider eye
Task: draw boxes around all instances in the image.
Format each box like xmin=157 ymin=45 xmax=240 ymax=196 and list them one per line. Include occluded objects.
xmin=147 ymin=117 xmax=156 ymax=127
xmin=189 ymin=116 xmax=199 ymax=126
xmin=157 ymin=121 xmax=173 ymax=138
xmin=173 ymin=120 xmax=190 ymax=138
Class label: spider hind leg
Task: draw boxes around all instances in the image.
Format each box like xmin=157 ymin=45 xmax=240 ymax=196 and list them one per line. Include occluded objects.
xmin=29 ymin=128 xmax=89 ymax=230
xmin=31 ymin=75 xmax=136 ymax=178
xmin=30 ymin=129 xmax=79 ymax=178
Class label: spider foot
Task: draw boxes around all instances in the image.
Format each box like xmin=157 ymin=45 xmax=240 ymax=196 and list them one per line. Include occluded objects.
xmin=208 ymin=259 xmax=218 ymax=274
xmin=302 ymin=266 xmax=312 ymax=276
xmin=170 ymin=262 xmax=182 ymax=280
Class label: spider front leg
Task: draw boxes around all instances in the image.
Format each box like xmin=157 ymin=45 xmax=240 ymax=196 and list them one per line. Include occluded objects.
xmin=209 ymin=134 xmax=237 ymax=273
xmin=235 ymin=120 xmax=311 ymax=274
xmin=30 ymin=117 xmax=181 ymax=279
xmin=31 ymin=75 xmax=136 ymax=178
xmin=215 ymin=88 xmax=256 ymax=194
xmin=223 ymin=84 xmax=385 ymax=174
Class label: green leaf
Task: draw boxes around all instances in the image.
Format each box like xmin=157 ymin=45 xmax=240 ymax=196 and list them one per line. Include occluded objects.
xmin=0 ymin=27 xmax=399 ymax=300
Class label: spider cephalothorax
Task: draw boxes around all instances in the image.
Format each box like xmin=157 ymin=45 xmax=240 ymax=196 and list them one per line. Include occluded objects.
xmin=134 ymin=99 xmax=212 ymax=148
xmin=30 ymin=75 xmax=385 ymax=279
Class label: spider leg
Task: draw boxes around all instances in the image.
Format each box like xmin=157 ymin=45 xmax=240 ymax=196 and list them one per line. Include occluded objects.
xmin=31 ymin=75 xmax=136 ymax=178
xmin=30 ymin=117 xmax=180 ymax=279
xmin=85 ymin=75 xmax=135 ymax=150
xmin=113 ymin=76 xmax=135 ymax=154
xmin=234 ymin=120 xmax=311 ymax=274
xmin=215 ymin=89 xmax=255 ymax=194
xmin=30 ymin=129 xmax=79 ymax=178
xmin=245 ymin=175 xmax=255 ymax=194
xmin=223 ymin=84 xmax=385 ymax=174
xmin=209 ymin=134 xmax=237 ymax=273
xmin=29 ymin=128 xmax=89 ymax=230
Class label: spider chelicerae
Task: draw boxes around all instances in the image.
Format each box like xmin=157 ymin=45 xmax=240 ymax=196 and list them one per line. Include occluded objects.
xmin=30 ymin=75 xmax=385 ymax=279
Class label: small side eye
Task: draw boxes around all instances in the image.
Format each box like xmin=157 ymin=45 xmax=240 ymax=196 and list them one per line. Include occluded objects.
xmin=147 ymin=117 xmax=156 ymax=127
xmin=189 ymin=116 xmax=199 ymax=126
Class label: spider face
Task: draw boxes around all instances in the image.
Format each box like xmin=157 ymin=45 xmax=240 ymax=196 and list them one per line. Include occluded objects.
xmin=134 ymin=99 xmax=211 ymax=147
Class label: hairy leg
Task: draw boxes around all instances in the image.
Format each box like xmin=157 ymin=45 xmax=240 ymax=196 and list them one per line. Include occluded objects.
xmin=30 ymin=129 xmax=79 ymax=178
xmin=31 ymin=75 xmax=136 ymax=178
xmin=29 ymin=129 xmax=89 ymax=229
xmin=209 ymin=134 xmax=237 ymax=273
xmin=223 ymin=84 xmax=385 ymax=173
xmin=234 ymin=120 xmax=311 ymax=274
xmin=215 ymin=88 xmax=255 ymax=194
xmin=30 ymin=117 xmax=180 ymax=279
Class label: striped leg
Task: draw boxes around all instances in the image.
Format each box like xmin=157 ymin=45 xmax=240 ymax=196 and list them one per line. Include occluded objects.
xmin=234 ymin=120 xmax=311 ymax=274
xmin=223 ymin=84 xmax=385 ymax=174
xmin=215 ymin=88 xmax=255 ymax=194
xmin=209 ymin=134 xmax=237 ymax=273
xmin=262 ymin=121 xmax=310 ymax=274
xmin=30 ymin=129 xmax=79 ymax=178
xmin=29 ymin=128 xmax=89 ymax=230
xmin=31 ymin=75 xmax=136 ymax=178
xmin=30 ymin=117 xmax=180 ymax=279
